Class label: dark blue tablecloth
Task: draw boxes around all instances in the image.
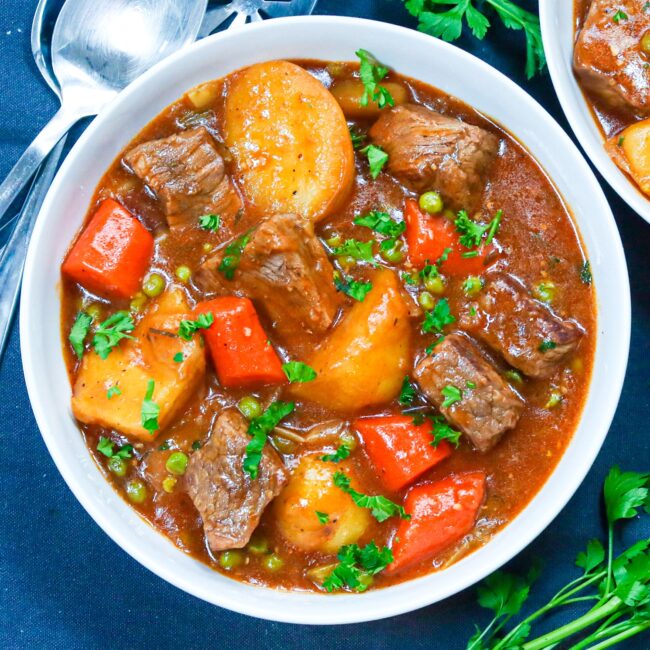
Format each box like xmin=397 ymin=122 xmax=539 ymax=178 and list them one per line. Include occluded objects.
xmin=1 ymin=1 xmax=649 ymax=648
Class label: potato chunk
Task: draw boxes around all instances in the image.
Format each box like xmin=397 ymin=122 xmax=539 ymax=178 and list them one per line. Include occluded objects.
xmin=71 ymin=291 xmax=206 ymax=441
xmin=273 ymin=455 xmax=371 ymax=554
xmin=291 ymin=269 xmax=411 ymax=413
xmin=607 ymin=118 xmax=650 ymax=195
xmin=224 ymin=60 xmax=354 ymax=221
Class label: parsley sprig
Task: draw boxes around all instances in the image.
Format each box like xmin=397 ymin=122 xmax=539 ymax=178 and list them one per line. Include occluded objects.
xmin=355 ymin=49 xmax=395 ymax=109
xmin=355 ymin=210 xmax=406 ymax=252
xmin=178 ymin=312 xmax=214 ymax=341
xmin=467 ymin=466 xmax=650 ymax=650
xmin=455 ymin=209 xmax=502 ymax=250
xmin=93 ymin=311 xmax=135 ymax=359
xmin=141 ymin=379 xmax=160 ymax=435
xmin=333 ymin=271 xmax=373 ymax=302
xmin=69 ymin=311 xmax=93 ymax=358
xmin=97 ymin=437 xmax=133 ymax=459
xmin=330 ymin=238 xmax=375 ymax=263
xmin=361 ymin=144 xmax=389 ymax=179
xmin=219 ymin=229 xmax=253 ymax=280
xmin=333 ymin=471 xmax=410 ymax=522
xmin=422 ymin=297 xmax=456 ymax=334
xmin=282 ymin=361 xmax=317 ymax=384
xmin=321 ymin=442 xmax=352 ymax=464
xmin=404 ymin=0 xmax=546 ymax=79
xmin=322 ymin=541 xmax=394 ymax=592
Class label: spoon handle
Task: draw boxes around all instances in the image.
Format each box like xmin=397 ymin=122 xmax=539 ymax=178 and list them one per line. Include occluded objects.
xmin=0 ymin=139 xmax=66 ymax=361
xmin=0 ymin=105 xmax=81 ymax=225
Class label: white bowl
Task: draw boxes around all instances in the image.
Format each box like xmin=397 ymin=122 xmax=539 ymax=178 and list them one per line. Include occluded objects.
xmin=540 ymin=1 xmax=650 ymax=223
xmin=20 ymin=16 xmax=630 ymax=624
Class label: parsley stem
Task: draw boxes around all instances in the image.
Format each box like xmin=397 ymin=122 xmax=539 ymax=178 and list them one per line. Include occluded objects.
xmin=605 ymin=525 xmax=614 ymax=595
xmin=575 ymin=622 xmax=650 ymax=650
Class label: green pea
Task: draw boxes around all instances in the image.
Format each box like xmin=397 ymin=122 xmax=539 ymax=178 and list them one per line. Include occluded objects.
xmin=326 ymin=233 xmax=343 ymax=248
xmin=129 ymin=292 xmax=148 ymax=312
xmin=166 ymin=451 xmax=189 ymax=476
xmin=126 ymin=479 xmax=147 ymax=504
xmin=337 ymin=255 xmax=356 ymax=270
xmin=162 ymin=476 xmax=177 ymax=493
xmin=419 ymin=191 xmax=444 ymax=214
xmin=142 ymin=272 xmax=166 ymax=298
xmin=175 ymin=265 xmax=191 ymax=283
xmin=463 ymin=276 xmax=484 ymax=297
xmin=107 ymin=456 xmax=127 ymax=477
xmin=339 ymin=430 xmax=358 ymax=452
xmin=424 ymin=274 xmax=445 ymax=295
xmin=418 ymin=291 xmax=435 ymax=311
xmin=247 ymin=534 xmax=269 ymax=556
xmin=545 ymin=391 xmax=563 ymax=409
xmin=533 ymin=281 xmax=556 ymax=304
xmin=642 ymin=30 xmax=650 ymax=55
xmin=85 ymin=303 xmax=103 ymax=321
xmin=262 ymin=553 xmax=284 ymax=572
xmin=380 ymin=241 xmax=404 ymax=264
xmin=219 ymin=550 xmax=245 ymax=570
xmin=238 ymin=396 xmax=262 ymax=420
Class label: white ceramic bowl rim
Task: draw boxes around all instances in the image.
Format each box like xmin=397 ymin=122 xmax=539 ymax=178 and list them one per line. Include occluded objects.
xmin=540 ymin=1 xmax=650 ymax=223
xmin=20 ymin=16 xmax=630 ymax=625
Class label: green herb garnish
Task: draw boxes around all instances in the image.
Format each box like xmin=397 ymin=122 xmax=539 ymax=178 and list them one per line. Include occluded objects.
xmin=441 ymin=384 xmax=462 ymax=408
xmin=173 ymin=352 xmax=184 ymax=363
xmin=106 ymin=385 xmax=121 ymax=400
xmin=219 ymin=229 xmax=253 ymax=280
xmin=198 ymin=214 xmax=221 ymax=232
xmin=355 ymin=49 xmax=395 ymax=108
xmin=333 ymin=271 xmax=373 ymax=301
xmin=399 ymin=376 xmax=417 ymax=406
xmin=538 ymin=340 xmax=557 ymax=352
xmin=580 ymin=260 xmax=592 ymax=285
xmin=316 ymin=511 xmax=330 ymax=525
xmin=331 ymin=238 xmax=375 ymax=262
xmin=178 ymin=312 xmax=214 ymax=341
xmin=361 ymin=144 xmax=389 ymax=179
xmin=282 ymin=361 xmax=317 ymax=384
xmin=422 ymin=297 xmax=456 ymax=333
xmin=69 ymin=311 xmax=93 ymax=359
xmin=349 ymin=126 xmax=366 ymax=149
xmin=321 ymin=442 xmax=352 ymax=464
xmin=141 ymin=379 xmax=160 ymax=435
xmin=430 ymin=414 xmax=462 ymax=447
xmin=93 ymin=311 xmax=135 ymax=359
xmin=323 ymin=541 xmax=393 ymax=592
xmin=97 ymin=436 xmax=133 ymax=459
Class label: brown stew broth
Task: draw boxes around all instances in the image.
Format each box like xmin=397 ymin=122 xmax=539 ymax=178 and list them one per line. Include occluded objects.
xmin=60 ymin=60 xmax=596 ymax=591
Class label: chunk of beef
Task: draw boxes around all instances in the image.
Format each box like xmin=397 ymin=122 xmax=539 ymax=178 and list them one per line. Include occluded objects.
xmin=185 ymin=409 xmax=287 ymax=552
xmin=574 ymin=0 xmax=650 ymax=116
xmin=123 ymin=127 xmax=242 ymax=229
xmin=195 ymin=213 xmax=343 ymax=340
xmin=368 ymin=104 xmax=499 ymax=211
xmin=415 ymin=333 xmax=523 ymax=452
xmin=461 ymin=272 xmax=584 ymax=379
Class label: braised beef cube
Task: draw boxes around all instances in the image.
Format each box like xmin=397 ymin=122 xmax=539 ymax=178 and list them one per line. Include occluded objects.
xmin=123 ymin=127 xmax=242 ymax=229
xmin=415 ymin=333 xmax=523 ymax=452
xmin=368 ymin=104 xmax=499 ymax=211
xmin=195 ymin=213 xmax=343 ymax=340
xmin=185 ymin=409 xmax=287 ymax=552
xmin=461 ymin=272 xmax=584 ymax=379
xmin=574 ymin=0 xmax=650 ymax=116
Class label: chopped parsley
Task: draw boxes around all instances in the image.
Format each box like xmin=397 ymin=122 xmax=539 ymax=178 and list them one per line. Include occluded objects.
xmin=425 ymin=335 xmax=445 ymax=354
xmin=354 ymin=211 xmax=405 ymax=239
xmin=355 ymin=49 xmax=395 ymax=109
xmin=422 ymin=297 xmax=456 ymax=333
xmin=316 ymin=511 xmax=330 ymax=525
xmin=191 ymin=440 xmax=202 ymax=450
xmin=441 ymin=384 xmax=463 ymax=408
xmin=455 ymin=209 xmax=502 ymax=249
xmin=178 ymin=312 xmax=214 ymax=341
xmin=331 ymin=238 xmax=375 ymax=262
xmin=349 ymin=126 xmax=366 ymax=149
xmin=580 ymin=261 xmax=592 ymax=285
xmin=69 ymin=311 xmax=93 ymax=359
xmin=282 ymin=361 xmax=317 ymax=383
xmin=93 ymin=311 xmax=135 ymax=359
xmin=321 ymin=442 xmax=352 ymax=463
xmin=198 ymin=214 xmax=221 ymax=232
xmin=361 ymin=144 xmax=389 ymax=179
xmin=219 ymin=229 xmax=253 ymax=280
xmin=106 ymin=385 xmax=121 ymax=400
xmin=399 ymin=376 xmax=416 ymax=406
xmin=613 ymin=9 xmax=627 ymax=22
xmin=173 ymin=352 xmax=184 ymax=363
xmin=430 ymin=415 xmax=462 ymax=447
xmin=333 ymin=271 xmax=373 ymax=301
xmin=617 ymin=135 xmax=625 ymax=147
xmin=538 ymin=340 xmax=557 ymax=353
xmin=97 ymin=436 xmax=133 ymax=459
xmin=402 ymin=271 xmax=418 ymax=286
xmin=333 ymin=471 xmax=410 ymax=522
xmin=322 ymin=541 xmax=393 ymax=592
xmin=244 ymin=401 xmax=295 ymax=479
xmin=141 ymin=379 xmax=160 ymax=435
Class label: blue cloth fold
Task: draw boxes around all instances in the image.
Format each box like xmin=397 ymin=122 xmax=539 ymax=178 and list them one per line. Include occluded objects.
xmin=1 ymin=1 xmax=648 ymax=648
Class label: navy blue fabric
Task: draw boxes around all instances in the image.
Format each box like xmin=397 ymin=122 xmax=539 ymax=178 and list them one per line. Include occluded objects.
xmin=0 ymin=1 xmax=649 ymax=648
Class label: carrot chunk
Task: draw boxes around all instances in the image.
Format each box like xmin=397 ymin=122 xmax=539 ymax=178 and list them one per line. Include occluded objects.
xmin=387 ymin=472 xmax=486 ymax=574
xmin=62 ymin=199 xmax=154 ymax=299
xmin=195 ymin=297 xmax=286 ymax=388
xmin=404 ymin=199 xmax=493 ymax=275
xmin=355 ymin=415 xmax=452 ymax=492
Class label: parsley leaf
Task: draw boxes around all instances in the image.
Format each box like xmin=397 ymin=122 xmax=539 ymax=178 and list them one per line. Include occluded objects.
xmin=322 ymin=541 xmax=393 ymax=592
xmin=477 ymin=570 xmax=532 ymax=619
xmin=455 ymin=209 xmax=501 ymax=249
xmin=333 ymin=271 xmax=373 ymax=301
xmin=141 ymin=379 xmax=160 ymax=435
xmin=331 ymin=238 xmax=375 ymax=262
xmin=580 ymin=261 xmax=592 ymax=285
xmin=69 ymin=311 xmax=93 ymax=359
xmin=282 ymin=361 xmax=317 ymax=384
xmin=355 ymin=49 xmax=395 ymax=109
xmin=178 ymin=312 xmax=214 ymax=341
xmin=613 ymin=10 xmax=627 ymax=23
xmin=244 ymin=401 xmax=295 ymax=479
xmin=219 ymin=229 xmax=253 ymax=280
xmin=173 ymin=352 xmax=184 ymax=363
xmin=430 ymin=414 xmax=462 ymax=447
xmin=399 ymin=376 xmax=416 ymax=405
xmin=93 ymin=311 xmax=135 ymax=359
xmin=575 ymin=539 xmax=606 ymax=574
xmin=349 ymin=126 xmax=366 ymax=149
xmin=106 ymin=385 xmax=121 ymax=400
xmin=422 ymin=297 xmax=456 ymax=333
xmin=198 ymin=214 xmax=221 ymax=232
xmin=321 ymin=442 xmax=352 ymax=463
xmin=333 ymin=471 xmax=410 ymax=522
xmin=441 ymin=384 xmax=462 ymax=408
xmin=354 ymin=211 xmax=406 ymax=239
xmin=97 ymin=437 xmax=133 ymax=459
xmin=538 ymin=340 xmax=557 ymax=352
xmin=316 ymin=511 xmax=330 ymax=524
xmin=361 ymin=144 xmax=389 ymax=179
xmin=604 ymin=466 xmax=649 ymax=526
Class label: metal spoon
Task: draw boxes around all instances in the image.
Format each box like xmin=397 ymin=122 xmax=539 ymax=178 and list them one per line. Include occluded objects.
xmin=0 ymin=0 xmax=208 ymax=225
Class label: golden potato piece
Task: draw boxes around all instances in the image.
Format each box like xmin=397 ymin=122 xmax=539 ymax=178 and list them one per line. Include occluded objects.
xmin=273 ymin=455 xmax=371 ymax=554
xmin=224 ymin=60 xmax=354 ymax=221
xmin=71 ymin=291 xmax=206 ymax=441
xmin=330 ymin=79 xmax=409 ymax=119
xmin=607 ymin=118 xmax=650 ymax=195
xmin=291 ymin=269 xmax=411 ymax=413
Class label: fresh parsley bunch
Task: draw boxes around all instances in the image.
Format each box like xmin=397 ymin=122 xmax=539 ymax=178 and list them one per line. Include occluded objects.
xmin=404 ymin=0 xmax=546 ymax=79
